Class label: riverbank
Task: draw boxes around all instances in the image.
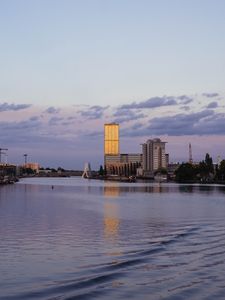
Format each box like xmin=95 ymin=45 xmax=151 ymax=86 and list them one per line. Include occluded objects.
xmin=0 ymin=175 xmax=19 ymax=185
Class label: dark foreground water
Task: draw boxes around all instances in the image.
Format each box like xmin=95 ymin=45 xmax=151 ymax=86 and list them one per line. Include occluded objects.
xmin=1 ymin=178 xmax=225 ymax=299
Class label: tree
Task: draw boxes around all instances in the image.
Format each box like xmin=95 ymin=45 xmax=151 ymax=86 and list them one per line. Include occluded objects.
xmin=197 ymin=161 xmax=208 ymax=180
xmin=197 ymin=153 xmax=214 ymax=182
xmin=175 ymin=163 xmax=197 ymax=182
xmin=205 ymin=153 xmax=214 ymax=174
xmin=155 ymin=167 xmax=168 ymax=175
xmin=99 ymin=165 xmax=104 ymax=176
xmin=24 ymin=168 xmax=35 ymax=175
xmin=216 ymin=160 xmax=225 ymax=181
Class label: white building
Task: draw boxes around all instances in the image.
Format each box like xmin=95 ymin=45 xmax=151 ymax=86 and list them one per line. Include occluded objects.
xmin=142 ymin=138 xmax=167 ymax=177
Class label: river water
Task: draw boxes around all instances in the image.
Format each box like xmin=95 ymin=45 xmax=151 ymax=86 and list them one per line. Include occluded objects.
xmin=1 ymin=177 xmax=225 ymax=299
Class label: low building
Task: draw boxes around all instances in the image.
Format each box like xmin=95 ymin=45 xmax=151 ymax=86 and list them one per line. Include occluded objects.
xmin=24 ymin=163 xmax=40 ymax=173
xmin=0 ymin=164 xmax=17 ymax=177
xmin=167 ymin=163 xmax=180 ymax=179
xmin=105 ymin=153 xmax=142 ymax=176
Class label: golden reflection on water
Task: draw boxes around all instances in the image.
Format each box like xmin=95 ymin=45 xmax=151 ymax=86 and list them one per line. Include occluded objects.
xmin=104 ymin=203 xmax=119 ymax=238
xmin=103 ymin=185 xmax=122 ymax=256
xmin=152 ymin=183 xmax=163 ymax=193
xmin=104 ymin=185 xmax=120 ymax=198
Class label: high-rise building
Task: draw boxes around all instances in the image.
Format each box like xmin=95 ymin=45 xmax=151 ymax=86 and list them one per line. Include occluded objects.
xmin=104 ymin=123 xmax=142 ymax=176
xmin=104 ymin=123 xmax=119 ymax=155
xmin=142 ymin=138 xmax=166 ymax=176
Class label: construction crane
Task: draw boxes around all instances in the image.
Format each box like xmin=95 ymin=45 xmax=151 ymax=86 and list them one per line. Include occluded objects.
xmin=0 ymin=148 xmax=8 ymax=164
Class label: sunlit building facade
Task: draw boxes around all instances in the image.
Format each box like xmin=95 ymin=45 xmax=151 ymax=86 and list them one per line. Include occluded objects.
xmin=105 ymin=153 xmax=142 ymax=176
xmin=104 ymin=123 xmax=119 ymax=155
xmin=104 ymin=123 xmax=142 ymax=176
xmin=24 ymin=162 xmax=40 ymax=173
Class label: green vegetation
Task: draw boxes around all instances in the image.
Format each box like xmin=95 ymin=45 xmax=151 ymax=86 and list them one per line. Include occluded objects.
xmin=155 ymin=167 xmax=168 ymax=175
xmin=175 ymin=163 xmax=197 ymax=182
xmin=24 ymin=168 xmax=35 ymax=175
xmin=197 ymin=153 xmax=214 ymax=182
xmin=215 ymin=160 xmax=225 ymax=181
xmin=175 ymin=153 xmax=225 ymax=183
xmin=98 ymin=165 xmax=104 ymax=176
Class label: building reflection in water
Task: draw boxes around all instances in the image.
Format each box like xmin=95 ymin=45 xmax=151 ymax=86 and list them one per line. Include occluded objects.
xmin=103 ymin=182 xmax=166 ymax=195
xmin=104 ymin=202 xmax=120 ymax=240
xmin=152 ymin=183 xmax=163 ymax=193
xmin=104 ymin=185 xmax=120 ymax=198
xmin=103 ymin=185 xmax=121 ymax=256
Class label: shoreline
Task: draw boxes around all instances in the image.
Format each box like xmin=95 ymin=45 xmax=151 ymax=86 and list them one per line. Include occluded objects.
xmin=5 ymin=174 xmax=225 ymax=186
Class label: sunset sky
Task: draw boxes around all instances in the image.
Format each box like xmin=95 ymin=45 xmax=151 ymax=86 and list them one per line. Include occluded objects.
xmin=0 ymin=0 xmax=225 ymax=169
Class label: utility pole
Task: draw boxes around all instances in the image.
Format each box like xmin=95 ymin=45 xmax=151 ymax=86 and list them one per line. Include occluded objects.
xmin=0 ymin=148 xmax=8 ymax=164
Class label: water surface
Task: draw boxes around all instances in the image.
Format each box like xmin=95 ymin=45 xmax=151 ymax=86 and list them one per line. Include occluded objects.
xmin=1 ymin=177 xmax=225 ymax=299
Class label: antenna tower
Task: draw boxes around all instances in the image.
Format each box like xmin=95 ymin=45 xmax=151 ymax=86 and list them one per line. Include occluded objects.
xmin=189 ymin=143 xmax=193 ymax=164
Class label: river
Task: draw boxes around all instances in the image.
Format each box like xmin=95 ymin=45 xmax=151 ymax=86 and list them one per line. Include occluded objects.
xmin=1 ymin=177 xmax=225 ymax=299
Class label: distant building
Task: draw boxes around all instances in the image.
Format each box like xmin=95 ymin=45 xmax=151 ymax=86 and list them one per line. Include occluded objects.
xmin=167 ymin=163 xmax=180 ymax=179
xmin=24 ymin=163 xmax=40 ymax=173
xmin=104 ymin=123 xmax=119 ymax=156
xmin=103 ymin=124 xmax=167 ymax=178
xmin=165 ymin=153 xmax=169 ymax=167
xmin=142 ymin=138 xmax=167 ymax=177
xmin=105 ymin=153 xmax=142 ymax=176
xmin=0 ymin=164 xmax=17 ymax=177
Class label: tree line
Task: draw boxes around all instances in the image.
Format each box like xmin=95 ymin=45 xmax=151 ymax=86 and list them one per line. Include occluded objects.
xmin=175 ymin=153 xmax=225 ymax=183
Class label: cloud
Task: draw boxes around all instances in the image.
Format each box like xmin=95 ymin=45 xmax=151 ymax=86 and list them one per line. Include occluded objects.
xmin=83 ymin=130 xmax=103 ymax=138
xmin=122 ymin=109 xmax=225 ymax=137
xmin=131 ymin=122 xmax=144 ymax=130
xmin=206 ymin=101 xmax=218 ymax=109
xmin=79 ymin=105 xmax=109 ymax=120
xmin=119 ymin=95 xmax=194 ymax=110
xmin=0 ymin=118 xmax=42 ymax=146
xmin=120 ymin=96 xmax=177 ymax=109
xmin=0 ymin=94 xmax=224 ymax=168
xmin=29 ymin=116 xmax=40 ymax=121
xmin=0 ymin=115 xmax=76 ymax=150
xmin=0 ymin=102 xmax=31 ymax=112
xmin=45 ymin=106 xmax=61 ymax=114
xmin=148 ymin=110 xmax=215 ymax=135
xmin=177 ymin=95 xmax=193 ymax=104
xmin=202 ymin=93 xmax=219 ymax=98
xmin=180 ymin=106 xmax=190 ymax=111
xmin=113 ymin=113 xmax=145 ymax=124
xmin=48 ymin=116 xmax=64 ymax=126
xmin=113 ymin=108 xmax=145 ymax=123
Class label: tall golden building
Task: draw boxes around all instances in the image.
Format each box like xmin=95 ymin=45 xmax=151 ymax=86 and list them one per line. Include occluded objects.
xmin=104 ymin=123 xmax=119 ymax=155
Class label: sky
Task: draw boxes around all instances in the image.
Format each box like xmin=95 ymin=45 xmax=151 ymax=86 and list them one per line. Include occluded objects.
xmin=0 ymin=0 xmax=225 ymax=169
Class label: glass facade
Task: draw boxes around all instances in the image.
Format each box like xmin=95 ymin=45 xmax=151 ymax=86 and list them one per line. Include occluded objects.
xmin=104 ymin=123 xmax=119 ymax=155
